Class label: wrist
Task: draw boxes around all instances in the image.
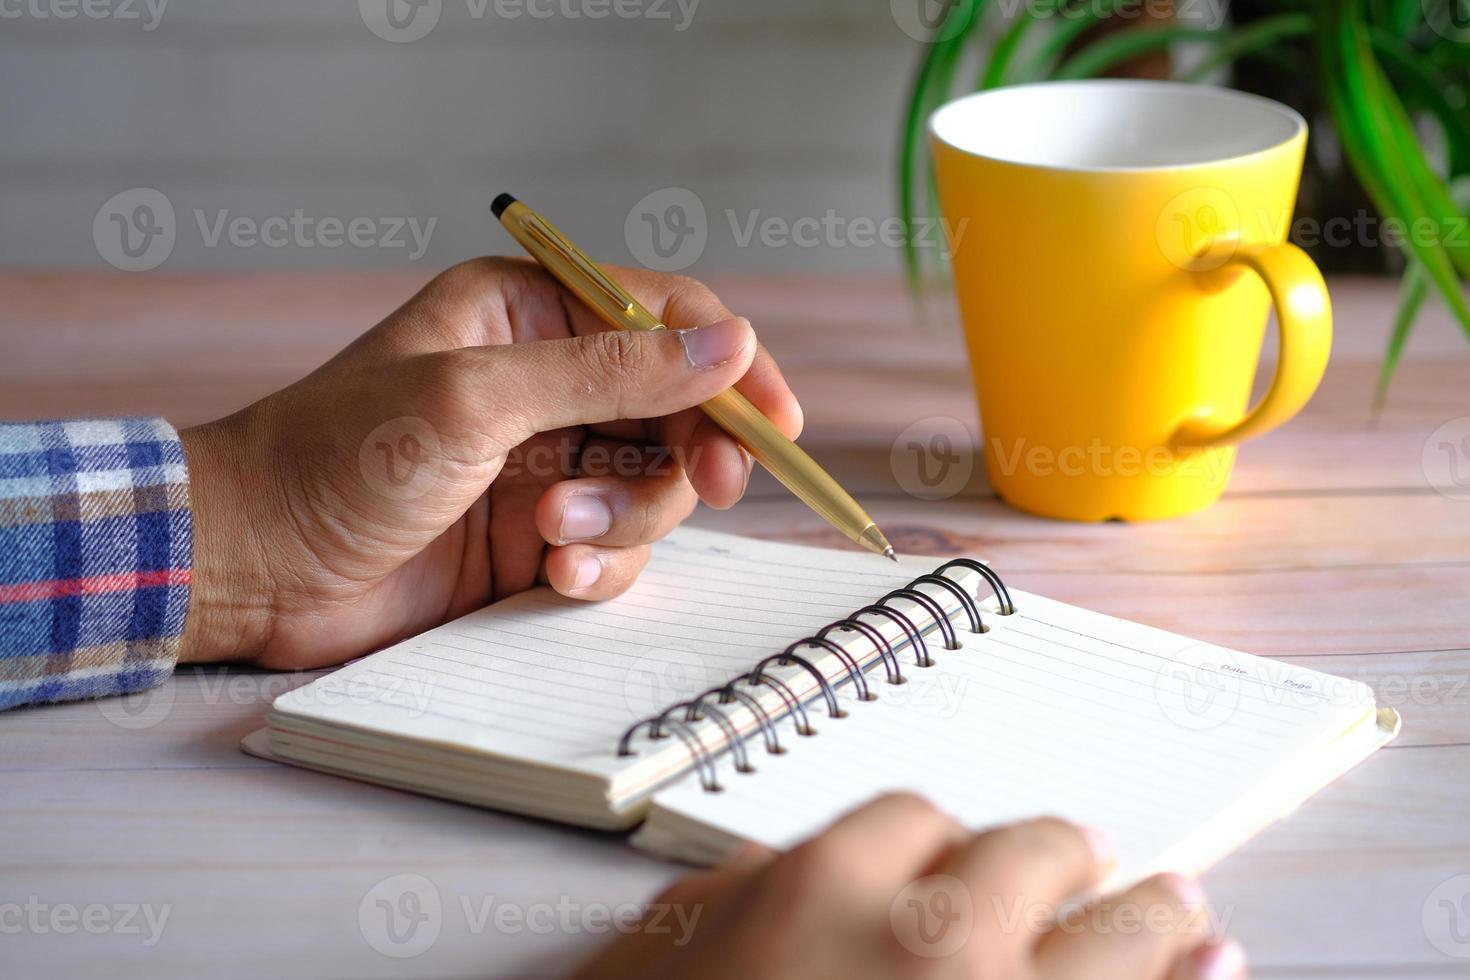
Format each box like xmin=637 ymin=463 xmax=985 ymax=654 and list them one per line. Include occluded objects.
xmin=178 ymin=416 xmax=277 ymax=664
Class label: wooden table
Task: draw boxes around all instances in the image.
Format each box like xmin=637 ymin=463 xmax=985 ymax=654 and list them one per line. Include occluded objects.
xmin=3 ymin=272 xmax=1467 ymax=978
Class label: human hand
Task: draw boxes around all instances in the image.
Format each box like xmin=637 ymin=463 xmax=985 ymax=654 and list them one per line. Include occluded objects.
xmin=177 ymin=258 xmax=800 ymax=668
xmin=573 ymin=794 xmax=1245 ymax=980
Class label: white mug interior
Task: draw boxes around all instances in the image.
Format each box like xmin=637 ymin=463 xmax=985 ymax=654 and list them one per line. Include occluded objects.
xmin=929 ymin=80 xmax=1306 ymax=172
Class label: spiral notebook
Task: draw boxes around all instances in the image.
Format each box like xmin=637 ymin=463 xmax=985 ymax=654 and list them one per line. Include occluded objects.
xmin=242 ymin=527 xmax=1398 ymax=885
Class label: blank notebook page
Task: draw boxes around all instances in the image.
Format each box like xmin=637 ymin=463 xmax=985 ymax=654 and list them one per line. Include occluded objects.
xmin=267 ymin=528 xmax=924 ymax=778
xmin=642 ymin=589 xmax=1381 ymax=883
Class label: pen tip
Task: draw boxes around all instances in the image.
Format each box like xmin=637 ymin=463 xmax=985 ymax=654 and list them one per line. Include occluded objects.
xmin=490 ymin=193 xmax=517 ymax=219
xmin=858 ymin=524 xmax=897 ymax=562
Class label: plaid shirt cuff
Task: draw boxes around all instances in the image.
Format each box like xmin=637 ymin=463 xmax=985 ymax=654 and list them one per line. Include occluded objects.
xmin=0 ymin=419 xmax=191 ymax=710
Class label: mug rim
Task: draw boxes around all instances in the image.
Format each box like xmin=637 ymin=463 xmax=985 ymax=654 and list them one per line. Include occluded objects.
xmin=928 ymin=79 xmax=1308 ymax=175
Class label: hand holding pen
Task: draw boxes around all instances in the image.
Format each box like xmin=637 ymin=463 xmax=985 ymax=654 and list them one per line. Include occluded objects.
xmin=175 ymin=257 xmax=809 ymax=666
xmin=493 ymin=193 xmax=897 ymax=560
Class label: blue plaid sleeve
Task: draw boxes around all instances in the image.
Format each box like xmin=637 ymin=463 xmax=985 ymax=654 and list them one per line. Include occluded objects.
xmin=0 ymin=419 xmax=192 ymax=710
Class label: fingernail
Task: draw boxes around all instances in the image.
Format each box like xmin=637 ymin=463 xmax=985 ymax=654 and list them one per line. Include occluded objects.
xmin=1193 ymin=937 xmax=1246 ymax=980
xmin=739 ymin=447 xmax=753 ymax=495
xmin=559 ymin=493 xmax=612 ymax=543
xmin=679 ymin=317 xmax=750 ymax=369
xmin=1158 ymin=872 xmax=1207 ymax=913
xmin=1081 ymin=825 xmax=1115 ymax=867
xmin=570 ymin=553 xmax=602 ymax=593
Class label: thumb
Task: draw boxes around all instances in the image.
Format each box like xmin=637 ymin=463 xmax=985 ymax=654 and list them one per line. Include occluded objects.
xmin=473 ymin=317 xmax=755 ymax=440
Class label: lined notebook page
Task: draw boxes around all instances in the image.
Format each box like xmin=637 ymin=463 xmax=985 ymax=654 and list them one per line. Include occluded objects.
xmin=644 ymin=589 xmax=1380 ymax=882
xmin=269 ymin=528 xmax=922 ymax=777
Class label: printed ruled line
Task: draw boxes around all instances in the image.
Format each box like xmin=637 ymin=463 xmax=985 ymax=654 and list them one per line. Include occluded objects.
xmin=640 ymin=564 xmax=890 ymax=601
xmin=657 ymin=542 xmax=911 ymax=583
xmin=403 ymin=651 xmax=633 ymax=712
xmin=978 ymin=633 xmax=1300 ymax=730
xmin=308 ymin=680 xmax=595 ymax=746
xmin=1006 ymin=618 xmax=1335 ymax=706
xmin=458 ymin=620 xmax=764 ymax=663
xmin=603 ymin=589 xmax=839 ymax=621
xmin=490 ymin=610 xmax=788 ymax=652
xmin=521 ymin=598 xmax=822 ymax=641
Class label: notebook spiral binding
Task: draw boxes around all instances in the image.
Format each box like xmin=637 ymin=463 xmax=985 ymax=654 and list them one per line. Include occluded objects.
xmin=616 ymin=559 xmax=1017 ymax=792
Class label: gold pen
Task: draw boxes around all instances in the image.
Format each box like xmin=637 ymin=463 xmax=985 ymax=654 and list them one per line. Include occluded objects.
xmin=492 ymin=193 xmax=897 ymax=561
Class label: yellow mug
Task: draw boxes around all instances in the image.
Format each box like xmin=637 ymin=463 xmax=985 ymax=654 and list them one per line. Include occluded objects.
xmin=930 ymin=80 xmax=1331 ymax=521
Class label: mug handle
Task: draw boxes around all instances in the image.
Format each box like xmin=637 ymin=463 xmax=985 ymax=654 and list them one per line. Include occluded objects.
xmin=1171 ymin=241 xmax=1333 ymax=449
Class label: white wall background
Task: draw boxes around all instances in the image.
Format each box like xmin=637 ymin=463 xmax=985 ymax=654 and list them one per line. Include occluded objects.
xmin=0 ymin=0 xmax=933 ymax=275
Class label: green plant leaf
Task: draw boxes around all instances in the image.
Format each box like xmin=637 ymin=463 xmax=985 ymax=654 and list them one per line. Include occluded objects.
xmin=1366 ymin=80 xmax=1470 ymax=281
xmin=1376 ymin=177 xmax=1470 ymax=410
xmin=1367 ymin=0 xmax=1432 ymax=36
xmin=1390 ymin=0 xmax=1422 ymax=35
xmin=1373 ymin=260 xmax=1428 ymax=414
xmin=1054 ymin=24 xmax=1220 ymax=81
xmin=1013 ymin=0 xmax=1132 ymax=82
xmin=1320 ymin=0 xmax=1470 ymax=398
xmin=1178 ymin=13 xmax=1311 ymax=83
xmin=980 ymin=7 xmax=1044 ymax=90
xmin=1325 ymin=3 xmax=1470 ymax=323
xmin=900 ymin=43 xmax=952 ymax=292
xmin=899 ymin=0 xmax=985 ymax=292
xmin=1369 ymin=27 xmax=1470 ymax=175
xmin=1350 ymin=12 xmax=1470 ymax=287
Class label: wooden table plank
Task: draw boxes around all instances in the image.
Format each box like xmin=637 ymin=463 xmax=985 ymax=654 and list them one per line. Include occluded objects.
xmin=1204 ymin=850 xmax=1470 ymax=977
xmin=2 ymin=770 xmax=663 ymax=979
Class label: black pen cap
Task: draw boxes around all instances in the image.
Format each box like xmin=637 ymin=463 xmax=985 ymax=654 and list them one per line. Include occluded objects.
xmin=490 ymin=193 xmax=517 ymax=219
